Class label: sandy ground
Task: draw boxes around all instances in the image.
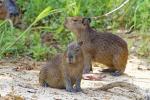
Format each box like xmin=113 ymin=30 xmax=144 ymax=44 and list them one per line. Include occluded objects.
xmin=0 ymin=55 xmax=150 ymax=100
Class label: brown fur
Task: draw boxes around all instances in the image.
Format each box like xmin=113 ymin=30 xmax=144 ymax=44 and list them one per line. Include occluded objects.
xmin=40 ymin=32 xmax=59 ymax=48
xmin=39 ymin=42 xmax=84 ymax=92
xmin=0 ymin=0 xmax=20 ymax=25
xmin=39 ymin=54 xmax=64 ymax=88
xmin=64 ymin=16 xmax=128 ymax=75
xmin=0 ymin=0 xmax=7 ymax=19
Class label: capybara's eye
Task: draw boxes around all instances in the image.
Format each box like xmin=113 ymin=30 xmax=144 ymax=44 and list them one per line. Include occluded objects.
xmin=73 ymin=20 xmax=78 ymax=22
xmin=75 ymin=48 xmax=80 ymax=52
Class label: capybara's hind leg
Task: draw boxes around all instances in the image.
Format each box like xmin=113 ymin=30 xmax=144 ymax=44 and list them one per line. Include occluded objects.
xmin=39 ymin=70 xmax=49 ymax=87
xmin=112 ymin=55 xmax=125 ymax=76
xmin=39 ymin=78 xmax=48 ymax=87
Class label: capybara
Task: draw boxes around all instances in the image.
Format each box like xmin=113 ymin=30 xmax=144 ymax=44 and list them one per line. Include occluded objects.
xmin=0 ymin=0 xmax=19 ymax=25
xmin=40 ymin=32 xmax=58 ymax=48
xmin=39 ymin=41 xmax=84 ymax=92
xmin=64 ymin=16 xmax=128 ymax=76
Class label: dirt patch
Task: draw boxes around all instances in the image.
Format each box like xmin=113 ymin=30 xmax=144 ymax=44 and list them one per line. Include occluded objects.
xmin=0 ymin=55 xmax=150 ymax=100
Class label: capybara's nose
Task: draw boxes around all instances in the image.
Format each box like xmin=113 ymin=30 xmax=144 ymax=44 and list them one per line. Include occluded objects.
xmin=10 ymin=12 xmax=19 ymax=17
xmin=68 ymin=55 xmax=73 ymax=59
xmin=68 ymin=58 xmax=73 ymax=64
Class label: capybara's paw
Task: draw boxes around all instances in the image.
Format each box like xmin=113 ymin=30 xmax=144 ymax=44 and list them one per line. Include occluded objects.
xmin=111 ymin=71 xmax=121 ymax=76
xmin=42 ymin=83 xmax=49 ymax=87
xmin=66 ymin=88 xmax=76 ymax=92
xmin=75 ymin=87 xmax=82 ymax=92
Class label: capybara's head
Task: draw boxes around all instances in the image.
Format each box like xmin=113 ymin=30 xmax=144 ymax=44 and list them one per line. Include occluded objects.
xmin=64 ymin=17 xmax=91 ymax=33
xmin=66 ymin=41 xmax=83 ymax=64
xmin=41 ymin=32 xmax=53 ymax=43
xmin=0 ymin=0 xmax=20 ymax=25
xmin=4 ymin=0 xmax=19 ymax=17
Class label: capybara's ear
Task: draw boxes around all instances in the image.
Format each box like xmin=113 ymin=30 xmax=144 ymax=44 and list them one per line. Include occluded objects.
xmin=82 ymin=17 xmax=91 ymax=26
xmin=78 ymin=41 xmax=83 ymax=46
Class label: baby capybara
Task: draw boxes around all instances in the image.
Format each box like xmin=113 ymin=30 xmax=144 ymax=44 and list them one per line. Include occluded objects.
xmin=39 ymin=41 xmax=84 ymax=92
xmin=64 ymin=17 xmax=128 ymax=76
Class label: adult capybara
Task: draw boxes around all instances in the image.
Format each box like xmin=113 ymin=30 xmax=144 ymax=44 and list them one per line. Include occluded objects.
xmin=64 ymin=16 xmax=128 ymax=76
xmin=39 ymin=41 xmax=84 ymax=92
xmin=0 ymin=0 xmax=7 ymax=19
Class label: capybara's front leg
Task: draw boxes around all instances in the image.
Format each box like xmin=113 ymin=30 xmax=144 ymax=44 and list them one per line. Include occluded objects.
xmin=83 ymin=53 xmax=92 ymax=74
xmin=75 ymin=76 xmax=82 ymax=92
xmin=64 ymin=75 xmax=75 ymax=92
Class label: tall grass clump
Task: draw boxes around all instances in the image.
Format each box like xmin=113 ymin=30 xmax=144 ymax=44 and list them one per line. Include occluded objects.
xmin=0 ymin=0 xmax=149 ymax=60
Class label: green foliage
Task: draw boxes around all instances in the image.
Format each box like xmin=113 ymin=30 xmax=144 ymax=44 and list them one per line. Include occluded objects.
xmin=0 ymin=0 xmax=150 ymax=60
xmin=0 ymin=7 xmax=59 ymax=60
xmin=0 ymin=21 xmax=27 ymax=58
xmin=136 ymin=34 xmax=150 ymax=58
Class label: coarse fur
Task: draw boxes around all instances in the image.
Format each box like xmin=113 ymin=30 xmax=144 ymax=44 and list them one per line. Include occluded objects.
xmin=40 ymin=32 xmax=59 ymax=48
xmin=0 ymin=0 xmax=20 ymax=25
xmin=39 ymin=41 xmax=84 ymax=92
xmin=64 ymin=16 xmax=128 ymax=76
xmin=0 ymin=0 xmax=7 ymax=19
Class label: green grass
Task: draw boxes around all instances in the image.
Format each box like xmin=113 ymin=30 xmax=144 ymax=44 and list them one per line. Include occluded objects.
xmin=0 ymin=0 xmax=150 ymax=60
xmin=136 ymin=33 xmax=150 ymax=59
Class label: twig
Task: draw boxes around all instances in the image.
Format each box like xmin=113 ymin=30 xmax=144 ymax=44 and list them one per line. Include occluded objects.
xmin=98 ymin=81 xmax=140 ymax=92
xmin=97 ymin=81 xmax=147 ymax=100
xmin=91 ymin=0 xmax=130 ymax=20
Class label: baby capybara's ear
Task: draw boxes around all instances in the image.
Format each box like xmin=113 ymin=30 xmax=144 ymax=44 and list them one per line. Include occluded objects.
xmin=78 ymin=41 xmax=83 ymax=46
xmin=82 ymin=17 xmax=91 ymax=26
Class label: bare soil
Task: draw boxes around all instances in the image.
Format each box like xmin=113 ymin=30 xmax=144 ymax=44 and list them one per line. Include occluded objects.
xmin=0 ymin=54 xmax=150 ymax=100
